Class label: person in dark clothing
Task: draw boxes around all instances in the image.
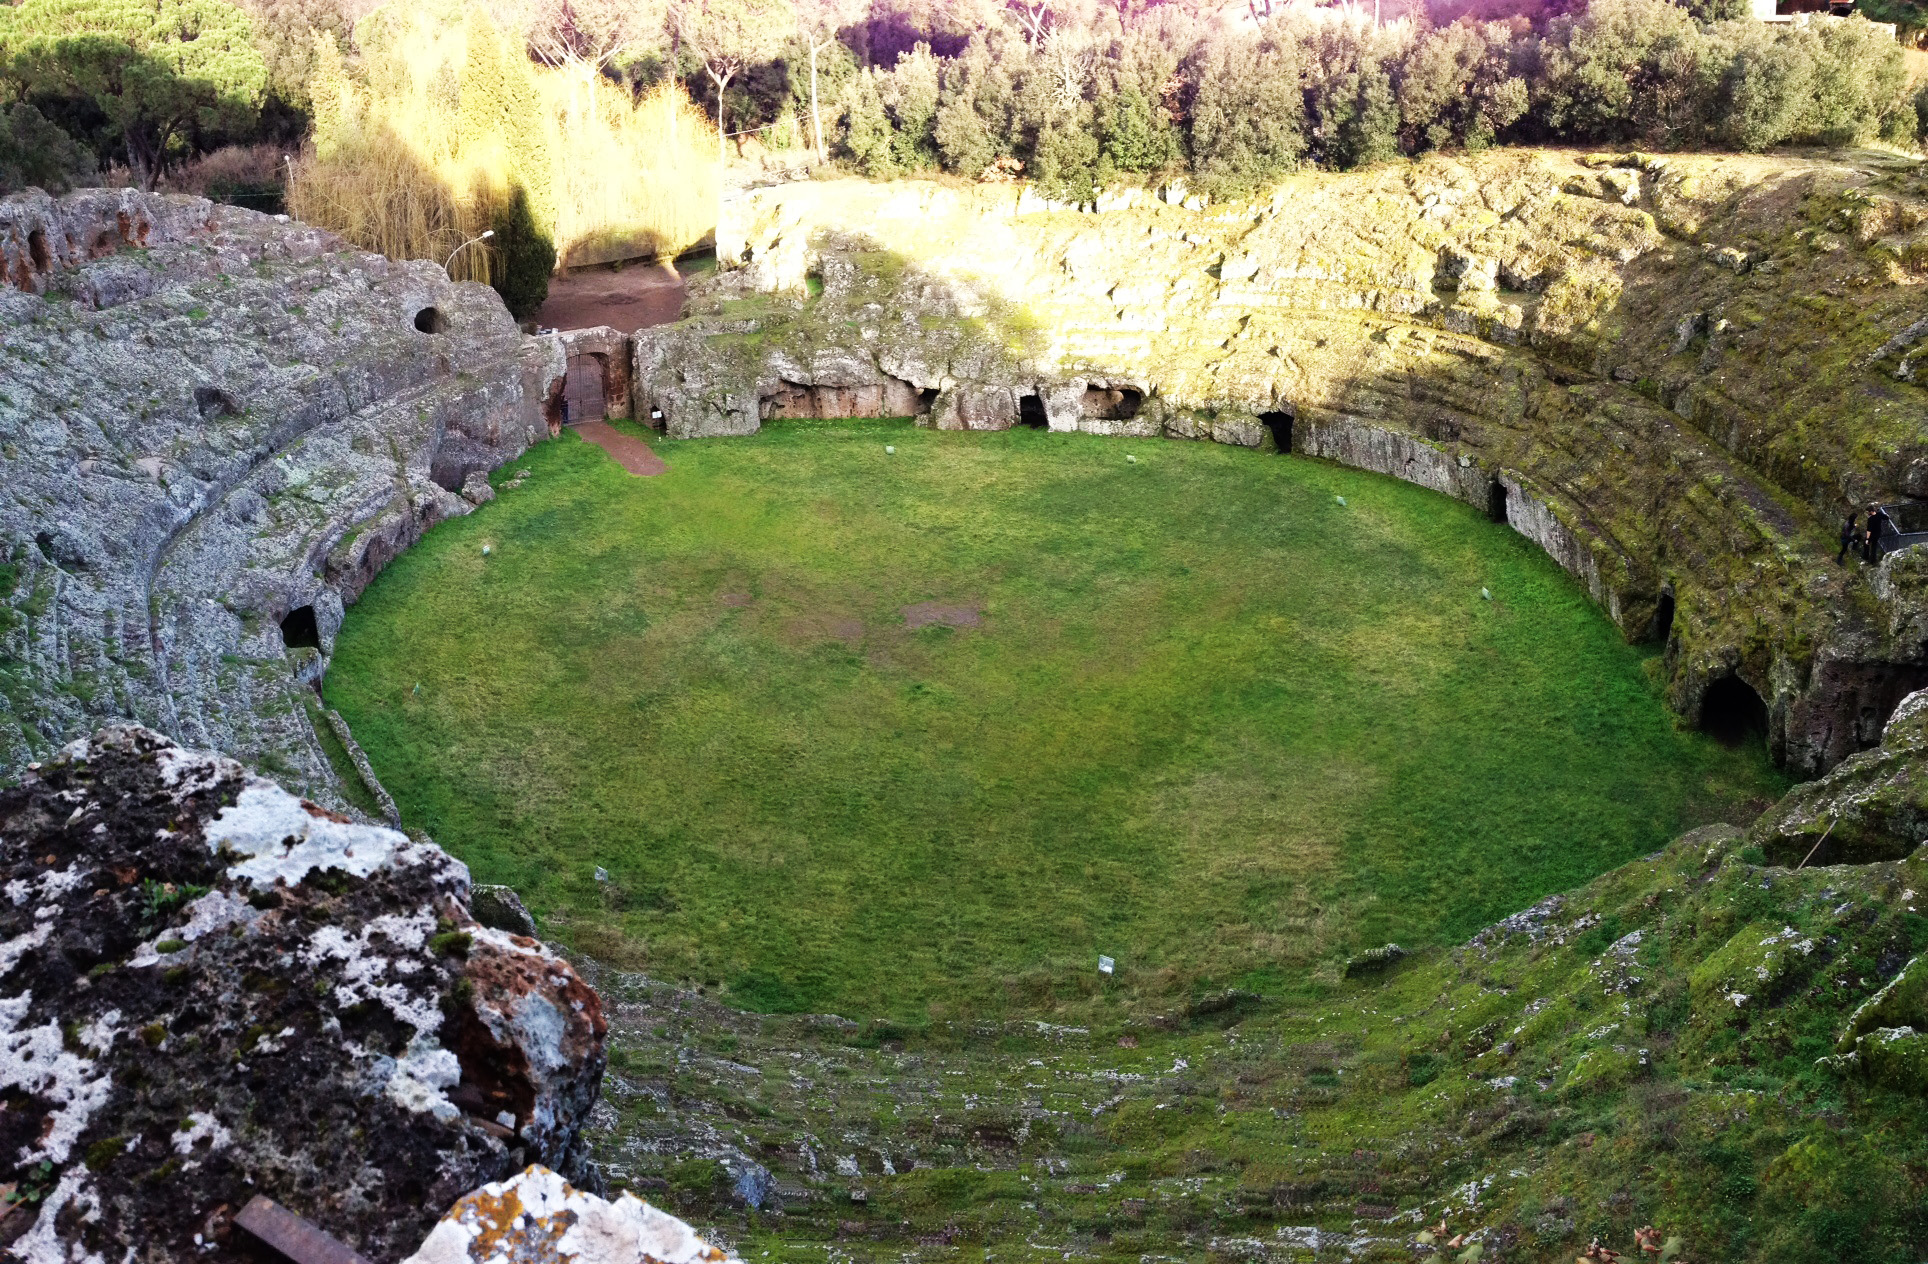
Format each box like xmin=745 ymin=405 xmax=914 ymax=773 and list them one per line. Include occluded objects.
xmin=1839 ymin=510 xmax=1861 ymax=564
xmin=1864 ymin=503 xmax=1884 ymax=564
xmin=1868 ymin=504 xmax=1897 ymax=562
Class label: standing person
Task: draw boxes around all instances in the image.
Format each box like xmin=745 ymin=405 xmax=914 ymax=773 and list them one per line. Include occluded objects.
xmin=1869 ymin=503 xmax=1897 ymax=562
xmin=1864 ymin=503 xmax=1883 ymax=564
xmin=1839 ymin=509 xmax=1860 ymax=564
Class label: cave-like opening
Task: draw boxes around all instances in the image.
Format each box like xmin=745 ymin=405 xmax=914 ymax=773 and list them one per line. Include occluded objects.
xmin=1017 ymin=394 xmax=1047 ymax=429
xmin=281 ymin=605 xmax=322 ymax=651
xmin=1701 ymin=673 xmax=1768 ymax=747
xmin=1487 ymin=479 xmax=1509 ymax=524
xmin=1652 ymin=590 xmax=1676 ymax=645
xmin=1259 ymin=410 xmax=1293 ymax=453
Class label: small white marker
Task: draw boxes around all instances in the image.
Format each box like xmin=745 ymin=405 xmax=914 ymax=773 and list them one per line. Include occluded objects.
xmin=1126 ymin=454 xmax=1136 ymax=464
xmin=481 ymin=544 xmax=492 ymax=556
xmin=1098 ymin=954 xmax=1115 ymax=975
xmin=1480 ymin=587 xmax=1492 ymax=600
xmin=594 ymin=866 xmax=610 ymax=882
xmin=885 ymin=445 xmax=895 ymax=454
xmin=1335 ymin=495 xmax=1347 ymax=506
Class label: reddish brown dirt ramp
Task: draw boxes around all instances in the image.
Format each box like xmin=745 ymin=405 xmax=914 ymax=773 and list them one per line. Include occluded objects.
xmin=573 ymin=421 xmax=666 ymax=477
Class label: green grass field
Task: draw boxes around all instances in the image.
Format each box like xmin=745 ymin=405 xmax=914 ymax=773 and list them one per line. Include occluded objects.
xmin=327 ymin=419 xmax=1786 ymax=1022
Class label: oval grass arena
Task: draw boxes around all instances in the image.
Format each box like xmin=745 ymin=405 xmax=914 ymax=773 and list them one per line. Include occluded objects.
xmin=327 ymin=420 xmax=1785 ymax=1020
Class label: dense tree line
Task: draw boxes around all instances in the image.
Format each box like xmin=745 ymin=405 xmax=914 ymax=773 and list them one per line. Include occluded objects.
xmin=0 ymin=0 xmax=1922 ymax=204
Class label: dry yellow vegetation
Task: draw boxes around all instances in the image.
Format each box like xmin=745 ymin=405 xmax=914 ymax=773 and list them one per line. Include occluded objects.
xmin=289 ymin=4 xmax=717 ymax=283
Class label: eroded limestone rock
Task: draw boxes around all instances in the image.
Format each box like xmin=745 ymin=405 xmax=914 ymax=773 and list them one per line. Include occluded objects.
xmin=0 ymin=188 xmax=564 ymax=804
xmin=0 ymin=726 xmax=604 ymax=1262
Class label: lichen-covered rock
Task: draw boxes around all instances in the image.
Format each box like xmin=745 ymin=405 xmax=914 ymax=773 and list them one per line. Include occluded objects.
xmin=1838 ymin=953 xmax=1928 ymax=1053
xmin=0 ymin=726 xmax=604 ymax=1263
xmin=471 ymin=884 xmax=538 ymax=937
xmin=1831 ymin=1025 xmax=1928 ymax=1095
xmin=0 ymin=188 xmax=563 ymax=805
xmin=404 ymin=1165 xmax=736 ymax=1264
xmin=1750 ymin=686 xmax=1928 ymax=865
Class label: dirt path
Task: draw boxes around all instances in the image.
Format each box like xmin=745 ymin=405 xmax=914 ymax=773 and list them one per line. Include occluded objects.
xmin=574 ymin=421 xmax=667 ymax=476
xmin=537 ymin=261 xmax=687 ymax=334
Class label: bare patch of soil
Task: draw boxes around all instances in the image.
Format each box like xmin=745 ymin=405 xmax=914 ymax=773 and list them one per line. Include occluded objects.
xmin=575 ymin=421 xmax=667 ymax=476
xmin=537 ymin=261 xmax=687 ymax=334
xmin=901 ymin=601 xmax=983 ymax=630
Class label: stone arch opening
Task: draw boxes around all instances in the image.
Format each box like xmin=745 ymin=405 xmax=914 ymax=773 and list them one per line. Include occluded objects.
xmin=1651 ymin=589 xmax=1676 ymax=645
xmin=280 ymin=605 xmax=322 ymax=651
xmin=1082 ymin=386 xmax=1143 ymax=421
xmin=1487 ymin=478 xmax=1509 ymax=524
xmin=1701 ymin=673 xmax=1768 ymax=747
xmin=1017 ymin=393 xmax=1047 ymax=429
xmin=26 ymin=229 xmax=49 ymax=274
xmin=413 ymin=306 xmax=449 ymax=334
xmin=1259 ymin=410 xmax=1293 ymax=453
xmin=563 ymin=353 xmax=607 ymax=423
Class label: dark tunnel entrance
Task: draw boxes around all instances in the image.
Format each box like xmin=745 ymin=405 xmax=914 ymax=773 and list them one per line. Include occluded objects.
xmin=1651 ymin=590 xmax=1676 ymax=646
xmin=1487 ymin=479 xmax=1509 ymax=524
xmin=280 ymin=605 xmax=322 ymax=651
xmin=1700 ymin=673 xmax=1768 ymax=747
xmin=1260 ymin=410 xmax=1293 ymax=453
xmin=1017 ymin=394 xmax=1048 ymax=429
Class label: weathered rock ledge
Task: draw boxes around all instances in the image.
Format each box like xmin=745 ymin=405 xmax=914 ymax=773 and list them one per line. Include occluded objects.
xmin=0 ymin=725 xmax=605 ymax=1262
xmin=636 ymin=150 xmax=1928 ymax=775
xmin=0 ymin=188 xmax=565 ymax=803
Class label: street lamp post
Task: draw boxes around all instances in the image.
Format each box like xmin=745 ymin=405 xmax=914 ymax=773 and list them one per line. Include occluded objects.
xmin=444 ymin=229 xmax=495 ymax=278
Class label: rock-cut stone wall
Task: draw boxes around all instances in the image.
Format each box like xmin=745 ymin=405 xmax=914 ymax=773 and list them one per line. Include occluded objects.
xmin=635 ymin=150 xmax=1928 ymax=776
xmin=0 ymin=188 xmax=565 ymax=804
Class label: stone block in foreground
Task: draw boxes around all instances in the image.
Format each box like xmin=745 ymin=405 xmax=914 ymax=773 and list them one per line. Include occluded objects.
xmin=0 ymin=726 xmax=605 ymax=1262
xmin=406 ymin=1165 xmax=738 ymax=1264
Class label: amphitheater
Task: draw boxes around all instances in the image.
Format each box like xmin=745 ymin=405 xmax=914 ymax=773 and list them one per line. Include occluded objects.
xmin=1 ymin=144 xmax=1926 ymax=1263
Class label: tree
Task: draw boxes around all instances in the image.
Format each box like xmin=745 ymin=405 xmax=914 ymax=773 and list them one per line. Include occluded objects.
xmin=881 ymin=41 xmax=940 ymax=169
xmin=488 ymin=0 xmax=667 ymax=69
xmin=489 ymin=184 xmax=556 ymax=321
xmin=1533 ymin=0 xmax=1704 ymax=145
xmin=0 ymin=101 xmax=97 ymax=193
xmin=234 ymin=0 xmax=368 ymax=112
xmin=793 ymin=0 xmax=864 ymax=161
xmin=672 ymin=0 xmax=794 ymax=168
xmin=840 ymin=65 xmax=893 ymax=173
xmin=0 ymin=0 xmax=268 ymax=189
xmin=1397 ymin=19 xmax=1528 ymax=153
xmin=1188 ymin=29 xmax=1305 ymax=197
xmin=1697 ymin=19 xmax=1816 ymax=151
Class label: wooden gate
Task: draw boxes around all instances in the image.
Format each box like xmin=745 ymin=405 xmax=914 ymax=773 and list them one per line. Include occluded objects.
xmin=563 ymin=354 xmax=606 ymax=424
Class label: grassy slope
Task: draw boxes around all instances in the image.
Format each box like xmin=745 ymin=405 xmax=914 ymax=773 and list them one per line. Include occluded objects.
xmin=329 ymin=420 xmax=1782 ymax=1023
xmin=578 ymin=825 xmax=1928 ymax=1264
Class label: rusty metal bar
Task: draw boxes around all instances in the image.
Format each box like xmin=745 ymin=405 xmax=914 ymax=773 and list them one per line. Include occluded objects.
xmin=234 ymin=1195 xmax=379 ymax=1264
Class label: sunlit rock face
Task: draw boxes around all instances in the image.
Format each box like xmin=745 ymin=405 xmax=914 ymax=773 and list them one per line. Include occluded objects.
xmin=0 ymin=188 xmax=563 ymax=802
xmin=404 ymin=1164 xmax=738 ymax=1264
xmin=637 ymin=152 xmax=1928 ymax=775
xmin=0 ymin=726 xmax=604 ymax=1263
